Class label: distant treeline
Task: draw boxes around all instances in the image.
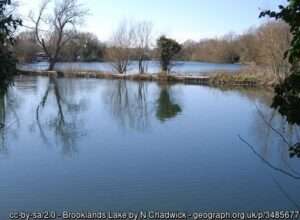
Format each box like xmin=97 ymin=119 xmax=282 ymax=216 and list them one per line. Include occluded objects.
xmin=15 ymin=31 xmax=106 ymax=62
xmin=179 ymin=21 xmax=290 ymax=65
xmin=14 ymin=21 xmax=290 ymax=68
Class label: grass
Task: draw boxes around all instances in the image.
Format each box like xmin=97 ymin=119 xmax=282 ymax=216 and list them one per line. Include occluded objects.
xmin=18 ymin=64 xmax=280 ymax=88
xmin=209 ymin=72 xmax=257 ymax=86
xmin=209 ymin=65 xmax=279 ymax=87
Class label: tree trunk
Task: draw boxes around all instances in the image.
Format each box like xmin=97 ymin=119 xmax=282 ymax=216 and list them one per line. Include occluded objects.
xmin=48 ymin=59 xmax=56 ymax=71
xmin=138 ymin=58 xmax=144 ymax=74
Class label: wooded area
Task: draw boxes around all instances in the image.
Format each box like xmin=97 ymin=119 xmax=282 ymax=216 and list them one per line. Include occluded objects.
xmin=14 ymin=20 xmax=291 ymax=76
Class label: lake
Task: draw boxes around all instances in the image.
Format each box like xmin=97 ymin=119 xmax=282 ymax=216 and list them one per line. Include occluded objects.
xmin=0 ymin=75 xmax=299 ymax=218
xmin=19 ymin=61 xmax=243 ymax=75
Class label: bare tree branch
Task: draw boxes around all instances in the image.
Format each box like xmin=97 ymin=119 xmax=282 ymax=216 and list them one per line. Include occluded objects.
xmin=29 ymin=0 xmax=88 ymax=70
xmin=106 ymin=20 xmax=136 ymax=74
xmin=133 ymin=21 xmax=152 ymax=74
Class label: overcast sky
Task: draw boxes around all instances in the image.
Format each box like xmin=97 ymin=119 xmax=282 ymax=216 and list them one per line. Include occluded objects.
xmin=17 ymin=0 xmax=286 ymax=43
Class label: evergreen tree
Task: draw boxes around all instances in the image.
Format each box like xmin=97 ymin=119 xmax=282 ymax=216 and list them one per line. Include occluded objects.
xmin=0 ymin=0 xmax=22 ymax=91
xmin=157 ymin=36 xmax=181 ymax=73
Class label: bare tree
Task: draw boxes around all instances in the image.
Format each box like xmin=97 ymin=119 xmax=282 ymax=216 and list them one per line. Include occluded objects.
xmin=106 ymin=21 xmax=135 ymax=74
xmin=238 ymin=29 xmax=259 ymax=64
xmin=256 ymin=21 xmax=291 ymax=83
xmin=133 ymin=21 xmax=152 ymax=74
xmin=222 ymin=32 xmax=240 ymax=63
xmin=29 ymin=0 xmax=88 ymax=70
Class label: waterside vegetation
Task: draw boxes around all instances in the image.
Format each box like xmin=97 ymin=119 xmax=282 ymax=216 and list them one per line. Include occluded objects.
xmin=1 ymin=0 xmax=299 ymax=91
xmin=0 ymin=0 xmax=22 ymax=91
xmin=12 ymin=1 xmax=293 ymax=88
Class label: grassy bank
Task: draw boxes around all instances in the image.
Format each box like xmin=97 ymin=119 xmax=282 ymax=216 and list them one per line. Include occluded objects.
xmin=17 ymin=69 xmax=211 ymax=84
xmin=17 ymin=65 xmax=277 ymax=88
xmin=209 ymin=65 xmax=278 ymax=87
xmin=209 ymin=73 xmax=257 ymax=87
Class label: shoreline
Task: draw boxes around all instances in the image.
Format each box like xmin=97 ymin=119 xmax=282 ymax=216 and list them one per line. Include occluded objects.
xmin=17 ymin=69 xmax=259 ymax=87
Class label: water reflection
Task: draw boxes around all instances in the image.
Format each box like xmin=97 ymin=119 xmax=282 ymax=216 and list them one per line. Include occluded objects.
xmin=0 ymin=91 xmax=7 ymax=154
xmin=222 ymin=86 xmax=300 ymax=160
xmin=35 ymin=77 xmax=87 ymax=156
xmin=255 ymin=103 xmax=300 ymax=159
xmin=104 ymin=80 xmax=152 ymax=131
xmin=0 ymin=76 xmax=298 ymax=162
xmin=0 ymin=76 xmax=300 ymax=214
xmin=0 ymin=77 xmax=186 ymax=156
xmin=217 ymin=86 xmax=274 ymax=106
xmin=104 ymin=80 xmax=183 ymax=131
xmin=236 ymin=96 xmax=300 ymax=208
xmin=0 ymin=88 xmax=22 ymax=155
xmin=156 ymin=84 xmax=182 ymax=122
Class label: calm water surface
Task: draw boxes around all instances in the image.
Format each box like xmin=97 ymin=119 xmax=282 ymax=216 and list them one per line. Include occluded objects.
xmin=0 ymin=76 xmax=299 ymax=217
xmin=19 ymin=61 xmax=243 ymax=75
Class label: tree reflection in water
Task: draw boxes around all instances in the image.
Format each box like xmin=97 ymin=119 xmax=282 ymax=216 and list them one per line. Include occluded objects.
xmin=104 ymin=80 xmax=151 ymax=131
xmin=232 ymin=86 xmax=300 ymax=160
xmin=0 ymin=87 xmax=22 ymax=155
xmin=36 ymin=76 xmax=87 ymax=156
xmin=104 ymin=80 xmax=183 ymax=131
xmin=156 ymin=84 xmax=182 ymax=122
xmin=0 ymin=90 xmax=8 ymax=155
xmin=240 ymin=97 xmax=300 ymax=208
xmin=240 ymin=109 xmax=300 ymax=208
xmin=248 ymin=103 xmax=300 ymax=182
xmin=255 ymin=103 xmax=300 ymax=159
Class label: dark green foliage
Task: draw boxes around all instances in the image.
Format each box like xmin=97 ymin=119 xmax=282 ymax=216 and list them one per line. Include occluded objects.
xmin=157 ymin=36 xmax=181 ymax=72
xmin=0 ymin=0 xmax=22 ymax=44
xmin=0 ymin=0 xmax=22 ymax=90
xmin=0 ymin=48 xmax=17 ymax=90
xmin=156 ymin=87 xmax=182 ymax=121
xmin=289 ymin=143 xmax=300 ymax=158
xmin=271 ymin=70 xmax=300 ymax=125
xmin=260 ymin=0 xmax=300 ymax=157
